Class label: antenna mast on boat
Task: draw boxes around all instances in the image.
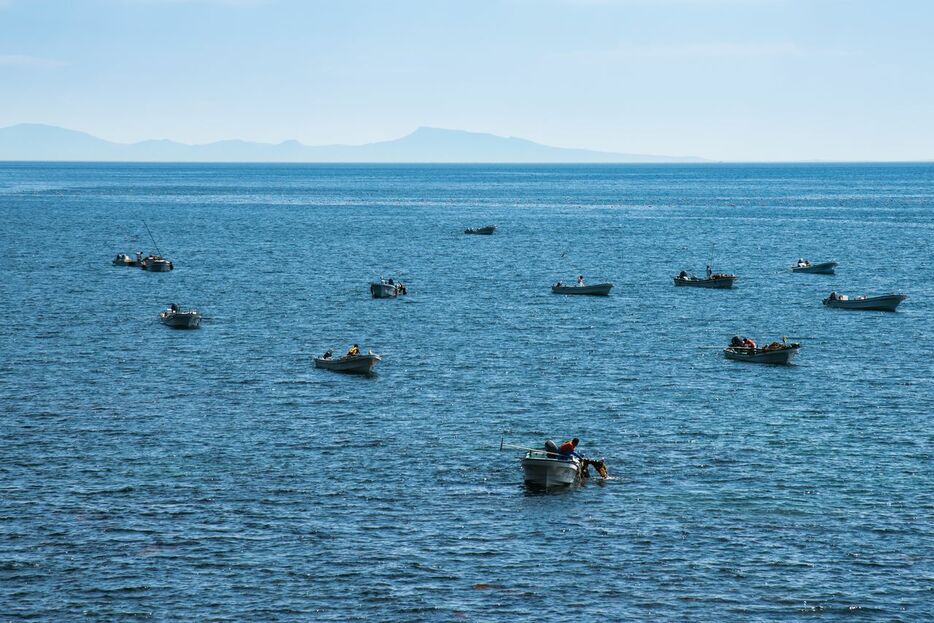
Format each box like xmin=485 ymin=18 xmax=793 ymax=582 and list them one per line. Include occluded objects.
xmin=143 ymin=220 xmax=162 ymax=256
xmin=560 ymin=246 xmax=578 ymax=276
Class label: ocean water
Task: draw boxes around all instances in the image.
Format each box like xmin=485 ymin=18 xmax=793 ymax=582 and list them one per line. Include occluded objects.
xmin=0 ymin=162 xmax=931 ymax=622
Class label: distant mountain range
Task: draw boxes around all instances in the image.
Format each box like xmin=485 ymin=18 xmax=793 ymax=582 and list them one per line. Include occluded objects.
xmin=0 ymin=123 xmax=705 ymax=163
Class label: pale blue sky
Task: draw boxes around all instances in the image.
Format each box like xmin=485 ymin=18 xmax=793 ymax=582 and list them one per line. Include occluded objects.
xmin=1 ymin=0 xmax=932 ymax=160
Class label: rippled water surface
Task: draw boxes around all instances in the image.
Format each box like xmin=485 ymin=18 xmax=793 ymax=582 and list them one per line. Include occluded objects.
xmin=1 ymin=163 xmax=932 ymax=621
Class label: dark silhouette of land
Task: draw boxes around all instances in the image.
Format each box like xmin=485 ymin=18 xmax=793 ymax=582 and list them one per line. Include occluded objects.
xmin=0 ymin=123 xmax=706 ymax=163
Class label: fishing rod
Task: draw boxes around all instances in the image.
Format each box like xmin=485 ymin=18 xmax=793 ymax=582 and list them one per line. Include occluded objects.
xmin=500 ymin=437 xmax=538 ymax=453
xmin=559 ymin=246 xmax=583 ymax=280
xmin=142 ymin=220 xmax=162 ymax=257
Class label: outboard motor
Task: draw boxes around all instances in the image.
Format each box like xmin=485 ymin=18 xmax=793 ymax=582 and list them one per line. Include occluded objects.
xmin=544 ymin=439 xmax=559 ymax=457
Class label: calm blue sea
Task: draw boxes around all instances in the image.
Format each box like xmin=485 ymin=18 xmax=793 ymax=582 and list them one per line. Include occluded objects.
xmin=0 ymin=163 xmax=932 ymax=621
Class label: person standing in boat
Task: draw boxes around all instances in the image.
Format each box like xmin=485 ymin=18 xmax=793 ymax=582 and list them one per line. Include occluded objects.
xmin=577 ymin=275 xmax=584 ymax=286
xmin=706 ymin=265 xmax=712 ymax=278
xmin=346 ymin=344 xmax=360 ymax=357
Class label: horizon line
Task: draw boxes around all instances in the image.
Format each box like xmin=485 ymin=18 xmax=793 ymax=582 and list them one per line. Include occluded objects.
xmin=1 ymin=159 xmax=932 ymax=165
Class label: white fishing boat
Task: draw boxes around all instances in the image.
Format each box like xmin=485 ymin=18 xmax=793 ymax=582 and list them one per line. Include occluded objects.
xmin=370 ymin=278 xmax=406 ymax=298
xmin=314 ymin=352 xmax=381 ymax=375
xmin=521 ymin=451 xmax=583 ymax=487
xmin=673 ymin=271 xmax=736 ymax=288
xmin=159 ymin=305 xmax=202 ymax=329
xmin=551 ymin=282 xmax=613 ymax=296
xmin=723 ymin=343 xmax=800 ymax=365
xmin=823 ymin=293 xmax=907 ymax=311
xmin=501 ymin=439 xmax=608 ymax=487
xmin=112 ymin=253 xmax=139 ymax=267
xmin=140 ymin=255 xmax=174 ymax=272
xmin=791 ymin=259 xmax=837 ymax=274
xmin=139 ymin=222 xmax=174 ymax=271
xmin=465 ymin=225 xmax=496 ymax=235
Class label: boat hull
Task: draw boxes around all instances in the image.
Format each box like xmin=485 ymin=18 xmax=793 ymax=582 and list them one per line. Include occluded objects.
xmin=823 ymin=294 xmax=907 ymax=311
xmin=521 ymin=455 xmax=581 ymax=487
xmin=552 ymin=283 xmax=613 ymax=296
xmin=141 ymin=257 xmax=173 ymax=272
xmin=465 ymin=226 xmax=496 ymax=235
xmin=160 ymin=311 xmax=201 ymax=329
xmin=723 ymin=346 xmax=799 ymax=365
xmin=792 ymin=261 xmax=837 ymax=274
xmin=674 ymin=276 xmax=736 ymax=288
xmin=314 ymin=354 xmax=381 ymax=374
xmin=370 ymin=282 xmax=405 ymax=298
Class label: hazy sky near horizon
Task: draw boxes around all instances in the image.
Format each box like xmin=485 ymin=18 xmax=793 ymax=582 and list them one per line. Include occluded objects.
xmin=1 ymin=0 xmax=932 ymax=161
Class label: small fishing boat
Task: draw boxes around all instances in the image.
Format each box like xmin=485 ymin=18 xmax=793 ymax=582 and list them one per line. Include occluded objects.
xmin=140 ymin=255 xmax=174 ymax=272
xmin=673 ymin=271 xmax=736 ymax=288
xmin=314 ymin=352 xmax=381 ymax=375
xmin=464 ymin=225 xmax=496 ymax=235
xmin=159 ymin=304 xmax=201 ymax=329
xmin=370 ymin=278 xmax=406 ymax=298
xmin=823 ymin=293 xmax=907 ymax=311
xmin=501 ymin=439 xmax=607 ymax=488
xmin=791 ymin=259 xmax=837 ymax=274
xmin=112 ymin=253 xmax=139 ymax=267
xmin=551 ymin=282 xmax=613 ymax=296
xmin=521 ymin=451 xmax=583 ymax=487
xmin=723 ymin=341 xmax=800 ymax=365
xmin=138 ymin=222 xmax=175 ymax=271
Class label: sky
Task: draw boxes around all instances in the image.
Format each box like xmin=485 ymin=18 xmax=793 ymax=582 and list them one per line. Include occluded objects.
xmin=0 ymin=0 xmax=932 ymax=161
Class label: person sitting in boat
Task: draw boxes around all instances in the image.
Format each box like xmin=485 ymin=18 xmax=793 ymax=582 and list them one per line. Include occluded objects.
xmin=577 ymin=275 xmax=584 ymax=286
xmin=346 ymin=344 xmax=360 ymax=357
xmin=678 ymin=270 xmax=688 ymax=280
xmin=797 ymin=258 xmax=809 ymax=267
xmin=558 ymin=437 xmax=582 ymax=459
xmin=169 ymin=303 xmax=179 ymax=312
xmin=741 ymin=338 xmax=757 ymax=349
xmin=828 ymin=291 xmax=837 ymax=301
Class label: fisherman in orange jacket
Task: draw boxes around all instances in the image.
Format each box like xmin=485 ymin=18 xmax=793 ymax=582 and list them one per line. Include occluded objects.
xmin=558 ymin=437 xmax=581 ymax=458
